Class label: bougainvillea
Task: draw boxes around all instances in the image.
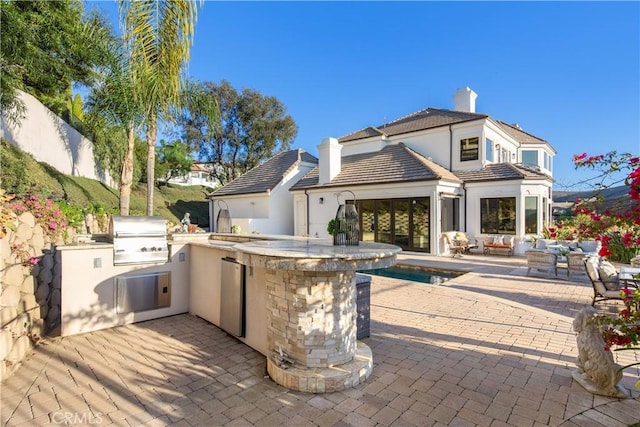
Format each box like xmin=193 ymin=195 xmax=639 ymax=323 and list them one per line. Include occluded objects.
xmin=8 ymin=194 xmax=69 ymax=242
xmin=575 ymin=151 xmax=640 ymax=388
xmin=570 ymin=152 xmax=640 ymax=264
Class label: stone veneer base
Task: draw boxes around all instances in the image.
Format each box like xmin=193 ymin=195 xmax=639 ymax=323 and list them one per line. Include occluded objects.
xmin=267 ymin=341 xmax=373 ymax=393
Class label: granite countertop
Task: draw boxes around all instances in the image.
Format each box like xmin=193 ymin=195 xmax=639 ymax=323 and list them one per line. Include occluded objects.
xmin=233 ymin=239 xmax=401 ymax=272
xmin=234 ymin=239 xmax=401 ymax=260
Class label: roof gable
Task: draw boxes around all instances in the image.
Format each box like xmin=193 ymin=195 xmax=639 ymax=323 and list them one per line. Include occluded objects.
xmin=292 ymin=143 xmax=461 ymax=190
xmin=211 ymin=149 xmax=318 ymax=197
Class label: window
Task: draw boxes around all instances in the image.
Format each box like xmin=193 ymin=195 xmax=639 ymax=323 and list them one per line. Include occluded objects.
xmin=480 ymin=197 xmax=516 ymax=234
xmin=485 ymin=138 xmax=493 ymax=161
xmin=525 ymin=196 xmax=538 ymax=234
xmin=460 ymin=137 xmax=479 ymax=161
xmin=544 ymin=152 xmax=552 ymax=170
xmin=522 ymin=150 xmax=538 ymax=167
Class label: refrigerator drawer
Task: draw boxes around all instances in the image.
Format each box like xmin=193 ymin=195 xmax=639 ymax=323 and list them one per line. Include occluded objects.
xmin=116 ymin=272 xmax=171 ymax=314
xmin=220 ymin=257 xmax=245 ymax=337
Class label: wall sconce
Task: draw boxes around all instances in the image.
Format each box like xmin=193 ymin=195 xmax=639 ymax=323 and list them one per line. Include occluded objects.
xmin=319 ymin=197 xmax=324 ymax=204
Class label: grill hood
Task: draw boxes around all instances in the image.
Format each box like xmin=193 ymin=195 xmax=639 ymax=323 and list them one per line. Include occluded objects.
xmin=108 ymin=216 xmax=167 ymax=239
xmin=108 ymin=216 xmax=169 ymax=265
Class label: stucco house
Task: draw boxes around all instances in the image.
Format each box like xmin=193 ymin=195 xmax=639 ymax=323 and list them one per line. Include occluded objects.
xmin=167 ymin=162 xmax=218 ymax=188
xmin=211 ymin=87 xmax=555 ymax=255
xmin=209 ymin=149 xmax=318 ymax=235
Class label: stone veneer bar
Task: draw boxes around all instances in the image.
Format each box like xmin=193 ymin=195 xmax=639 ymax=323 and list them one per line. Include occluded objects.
xmin=234 ymin=239 xmax=400 ymax=393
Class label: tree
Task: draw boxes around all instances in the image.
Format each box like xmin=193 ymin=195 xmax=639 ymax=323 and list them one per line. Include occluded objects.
xmin=117 ymin=0 xmax=202 ymax=216
xmin=85 ymin=33 xmax=144 ymax=216
xmin=156 ymin=139 xmax=193 ymax=183
xmin=0 ymin=0 xmax=111 ymax=123
xmin=177 ymin=80 xmax=298 ymax=185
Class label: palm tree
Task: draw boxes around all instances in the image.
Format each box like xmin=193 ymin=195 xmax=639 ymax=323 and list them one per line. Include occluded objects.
xmin=85 ymin=52 xmax=143 ymax=215
xmin=117 ymin=0 xmax=202 ymax=215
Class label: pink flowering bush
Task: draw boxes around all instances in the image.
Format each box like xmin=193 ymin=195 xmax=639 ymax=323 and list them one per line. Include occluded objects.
xmin=11 ymin=242 xmax=39 ymax=270
xmin=573 ymin=152 xmax=640 ymax=387
xmin=597 ymin=286 xmax=640 ymax=389
xmin=8 ymin=194 xmax=69 ymax=243
xmin=569 ymin=152 xmax=640 ymax=263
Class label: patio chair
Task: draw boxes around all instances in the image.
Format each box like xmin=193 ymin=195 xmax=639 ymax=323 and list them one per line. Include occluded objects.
xmin=584 ymin=257 xmax=625 ymax=306
xmin=442 ymin=233 xmax=468 ymax=258
xmin=525 ymin=250 xmax=558 ymax=277
xmin=566 ymin=252 xmax=589 ymax=280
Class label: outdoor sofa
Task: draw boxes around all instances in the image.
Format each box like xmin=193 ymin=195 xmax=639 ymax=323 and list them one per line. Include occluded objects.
xmin=482 ymin=235 xmax=515 ymax=256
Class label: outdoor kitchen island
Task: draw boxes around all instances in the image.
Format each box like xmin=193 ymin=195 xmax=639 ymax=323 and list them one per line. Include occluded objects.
xmin=191 ymin=238 xmax=400 ymax=393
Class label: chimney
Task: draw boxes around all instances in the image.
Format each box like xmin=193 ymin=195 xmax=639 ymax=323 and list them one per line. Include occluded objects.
xmin=317 ymin=137 xmax=342 ymax=184
xmin=453 ymin=87 xmax=477 ymax=113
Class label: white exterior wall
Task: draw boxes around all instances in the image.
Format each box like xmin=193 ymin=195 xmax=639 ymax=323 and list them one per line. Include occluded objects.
xmin=387 ymin=128 xmax=452 ymax=169
xmin=464 ymin=179 xmax=552 ymax=255
xmin=483 ymin=123 xmax=520 ymax=165
xmin=210 ymin=161 xmax=315 ymax=235
xmin=1 ymin=90 xmax=115 ymax=187
xmin=339 ymin=137 xmax=387 ymax=157
xmin=295 ymin=180 xmax=461 ymax=254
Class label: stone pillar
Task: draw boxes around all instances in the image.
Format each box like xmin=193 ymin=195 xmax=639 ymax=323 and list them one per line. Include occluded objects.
xmin=266 ymin=270 xmax=356 ymax=368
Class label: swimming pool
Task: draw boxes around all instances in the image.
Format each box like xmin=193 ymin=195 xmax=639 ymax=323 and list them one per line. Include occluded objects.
xmin=359 ymin=265 xmax=462 ymax=285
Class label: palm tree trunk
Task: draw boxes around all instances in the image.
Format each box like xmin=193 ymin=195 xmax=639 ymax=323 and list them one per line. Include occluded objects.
xmin=119 ymin=126 xmax=136 ymax=215
xmin=146 ymin=114 xmax=157 ymax=216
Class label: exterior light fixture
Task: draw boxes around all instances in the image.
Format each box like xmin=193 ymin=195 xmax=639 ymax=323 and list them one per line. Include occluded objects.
xmin=319 ymin=197 xmax=324 ymax=204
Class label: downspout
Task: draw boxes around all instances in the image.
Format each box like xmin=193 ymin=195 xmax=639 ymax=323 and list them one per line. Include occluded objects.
xmin=448 ymin=124 xmax=453 ymax=170
xmin=304 ymin=189 xmax=310 ymax=236
xmin=463 ymin=183 xmax=467 ymax=232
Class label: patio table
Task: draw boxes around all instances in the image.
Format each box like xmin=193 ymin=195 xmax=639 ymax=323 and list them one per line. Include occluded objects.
xmin=620 ymin=266 xmax=640 ymax=288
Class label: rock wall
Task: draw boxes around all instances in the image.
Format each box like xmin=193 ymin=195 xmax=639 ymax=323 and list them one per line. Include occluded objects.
xmin=0 ymin=211 xmax=76 ymax=382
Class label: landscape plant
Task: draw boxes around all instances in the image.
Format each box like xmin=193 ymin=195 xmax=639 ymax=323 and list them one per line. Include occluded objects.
xmin=8 ymin=194 xmax=69 ymax=242
xmin=572 ymin=151 xmax=640 ymax=387
xmin=117 ymin=0 xmax=203 ymax=215
xmin=569 ymin=152 xmax=640 ymax=263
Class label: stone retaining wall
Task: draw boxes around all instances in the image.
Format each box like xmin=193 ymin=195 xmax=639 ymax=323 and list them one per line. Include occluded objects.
xmin=0 ymin=211 xmax=108 ymax=382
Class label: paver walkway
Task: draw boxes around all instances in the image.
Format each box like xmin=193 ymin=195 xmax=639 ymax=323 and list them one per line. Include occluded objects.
xmin=2 ymin=253 xmax=639 ymax=426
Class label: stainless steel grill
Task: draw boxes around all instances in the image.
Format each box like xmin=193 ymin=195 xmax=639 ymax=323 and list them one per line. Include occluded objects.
xmin=108 ymin=216 xmax=169 ymax=265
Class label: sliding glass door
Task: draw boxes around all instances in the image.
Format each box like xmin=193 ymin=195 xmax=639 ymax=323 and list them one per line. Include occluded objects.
xmin=357 ymin=197 xmax=430 ymax=252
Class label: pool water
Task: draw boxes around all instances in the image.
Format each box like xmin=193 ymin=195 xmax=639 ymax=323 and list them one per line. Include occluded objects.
xmin=359 ymin=265 xmax=462 ymax=285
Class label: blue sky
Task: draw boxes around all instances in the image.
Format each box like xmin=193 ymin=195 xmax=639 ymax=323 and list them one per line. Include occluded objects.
xmin=91 ymin=1 xmax=639 ymax=191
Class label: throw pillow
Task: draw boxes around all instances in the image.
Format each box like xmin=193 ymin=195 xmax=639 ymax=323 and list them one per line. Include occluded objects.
xmin=494 ymin=236 xmax=504 ymax=245
xmin=598 ymin=260 xmax=620 ymax=289
xmin=485 ymin=236 xmax=494 ymax=244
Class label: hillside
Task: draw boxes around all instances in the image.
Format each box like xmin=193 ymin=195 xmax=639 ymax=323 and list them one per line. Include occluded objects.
xmin=1 ymin=140 xmax=211 ymax=228
xmin=553 ymin=186 xmax=630 ymax=203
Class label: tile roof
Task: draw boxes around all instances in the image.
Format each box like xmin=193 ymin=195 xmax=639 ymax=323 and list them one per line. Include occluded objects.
xmin=494 ymin=120 xmax=549 ymax=145
xmin=453 ymin=163 xmax=552 ymax=183
xmin=339 ymin=108 xmax=488 ymax=143
xmin=291 ymin=143 xmax=461 ymax=190
xmin=210 ymin=149 xmax=318 ymax=197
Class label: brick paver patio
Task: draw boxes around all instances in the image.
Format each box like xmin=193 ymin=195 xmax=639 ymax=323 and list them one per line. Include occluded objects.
xmin=1 ymin=253 xmax=639 ymax=426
